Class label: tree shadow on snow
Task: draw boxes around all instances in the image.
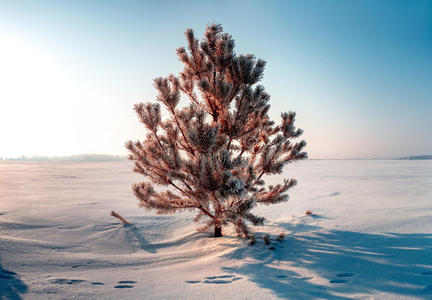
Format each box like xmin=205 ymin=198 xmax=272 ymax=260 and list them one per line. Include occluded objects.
xmin=0 ymin=260 xmax=27 ymax=300
xmin=120 ymin=223 xmax=211 ymax=254
xmin=222 ymin=223 xmax=432 ymax=299
xmin=121 ymin=223 xmax=157 ymax=254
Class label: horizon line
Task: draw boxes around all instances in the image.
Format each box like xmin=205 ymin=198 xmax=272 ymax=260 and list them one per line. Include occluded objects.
xmin=1 ymin=153 xmax=431 ymax=162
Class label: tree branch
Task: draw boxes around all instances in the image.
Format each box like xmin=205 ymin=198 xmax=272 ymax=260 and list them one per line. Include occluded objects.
xmin=198 ymin=205 xmax=215 ymax=219
xmin=170 ymin=108 xmax=196 ymax=158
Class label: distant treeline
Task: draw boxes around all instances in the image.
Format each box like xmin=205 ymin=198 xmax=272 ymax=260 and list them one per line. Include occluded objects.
xmin=396 ymin=155 xmax=432 ymax=160
xmin=1 ymin=154 xmax=127 ymax=162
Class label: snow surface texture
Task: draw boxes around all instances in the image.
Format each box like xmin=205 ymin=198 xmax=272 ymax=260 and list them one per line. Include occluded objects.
xmin=1 ymin=160 xmax=431 ymax=299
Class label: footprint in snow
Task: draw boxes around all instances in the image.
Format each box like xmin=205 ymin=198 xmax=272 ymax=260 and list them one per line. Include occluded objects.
xmin=114 ymin=280 xmax=137 ymax=289
xmin=3 ymin=271 xmax=17 ymax=275
xmin=0 ymin=274 xmax=12 ymax=280
xmin=91 ymin=282 xmax=104 ymax=286
xmin=185 ymin=280 xmax=201 ymax=284
xmin=50 ymin=278 xmax=86 ymax=285
xmin=330 ymin=279 xmax=348 ymax=284
xmin=204 ymin=275 xmax=242 ymax=284
xmin=0 ymin=269 xmax=17 ymax=282
xmin=329 ymin=273 xmax=355 ymax=283
xmin=276 ymin=274 xmax=313 ymax=280
xmin=0 ymin=270 xmax=19 ymax=280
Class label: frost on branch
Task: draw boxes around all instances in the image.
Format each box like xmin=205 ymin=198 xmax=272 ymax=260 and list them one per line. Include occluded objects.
xmin=126 ymin=23 xmax=307 ymax=238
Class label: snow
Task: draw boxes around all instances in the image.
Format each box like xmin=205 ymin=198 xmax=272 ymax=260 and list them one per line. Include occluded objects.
xmin=1 ymin=160 xmax=432 ymax=299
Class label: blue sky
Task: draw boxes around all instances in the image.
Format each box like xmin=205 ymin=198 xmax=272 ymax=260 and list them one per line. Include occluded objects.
xmin=0 ymin=0 xmax=431 ymax=158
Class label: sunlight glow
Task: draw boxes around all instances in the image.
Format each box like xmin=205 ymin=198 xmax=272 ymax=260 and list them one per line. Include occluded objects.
xmin=0 ymin=33 xmax=79 ymax=157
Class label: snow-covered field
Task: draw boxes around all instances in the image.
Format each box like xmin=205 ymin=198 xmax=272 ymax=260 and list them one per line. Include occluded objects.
xmin=1 ymin=160 xmax=431 ymax=299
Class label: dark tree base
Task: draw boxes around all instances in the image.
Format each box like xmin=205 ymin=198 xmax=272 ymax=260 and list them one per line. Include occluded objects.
xmin=214 ymin=226 xmax=222 ymax=237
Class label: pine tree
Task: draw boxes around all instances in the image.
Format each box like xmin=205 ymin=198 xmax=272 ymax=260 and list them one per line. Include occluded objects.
xmin=126 ymin=24 xmax=307 ymax=238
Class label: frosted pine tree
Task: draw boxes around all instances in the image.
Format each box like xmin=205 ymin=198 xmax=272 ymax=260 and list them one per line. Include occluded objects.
xmin=126 ymin=24 xmax=307 ymax=238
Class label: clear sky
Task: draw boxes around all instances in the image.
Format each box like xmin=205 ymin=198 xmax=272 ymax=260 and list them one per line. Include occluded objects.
xmin=1 ymin=0 xmax=431 ymax=159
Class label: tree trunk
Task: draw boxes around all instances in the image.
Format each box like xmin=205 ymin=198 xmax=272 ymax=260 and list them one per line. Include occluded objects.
xmin=214 ymin=225 xmax=222 ymax=237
